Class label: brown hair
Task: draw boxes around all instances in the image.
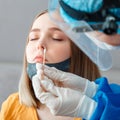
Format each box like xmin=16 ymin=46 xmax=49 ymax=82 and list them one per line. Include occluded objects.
xmin=70 ymin=41 xmax=101 ymax=80
xmin=19 ymin=10 xmax=101 ymax=107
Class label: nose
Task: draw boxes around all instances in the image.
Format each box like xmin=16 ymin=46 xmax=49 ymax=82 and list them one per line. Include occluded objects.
xmin=37 ymin=41 xmax=45 ymax=50
xmin=36 ymin=36 xmax=46 ymax=50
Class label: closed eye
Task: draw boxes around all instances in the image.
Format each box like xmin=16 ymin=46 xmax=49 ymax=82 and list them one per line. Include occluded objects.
xmin=52 ymin=38 xmax=63 ymax=41
xmin=29 ymin=37 xmax=39 ymax=41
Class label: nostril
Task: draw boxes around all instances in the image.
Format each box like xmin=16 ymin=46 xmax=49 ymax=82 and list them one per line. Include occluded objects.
xmin=36 ymin=42 xmax=43 ymax=50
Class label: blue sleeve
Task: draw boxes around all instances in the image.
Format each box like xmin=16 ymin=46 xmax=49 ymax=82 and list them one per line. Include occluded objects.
xmin=110 ymin=83 xmax=120 ymax=94
xmin=90 ymin=77 xmax=120 ymax=120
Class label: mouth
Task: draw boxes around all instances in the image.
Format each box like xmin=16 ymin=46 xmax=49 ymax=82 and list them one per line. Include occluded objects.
xmin=33 ymin=56 xmax=44 ymax=63
xmin=34 ymin=48 xmax=47 ymax=63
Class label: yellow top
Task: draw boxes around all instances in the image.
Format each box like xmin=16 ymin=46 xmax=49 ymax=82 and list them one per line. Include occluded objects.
xmin=0 ymin=93 xmax=82 ymax=120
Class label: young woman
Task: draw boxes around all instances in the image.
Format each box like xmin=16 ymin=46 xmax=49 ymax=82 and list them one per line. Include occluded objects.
xmin=0 ymin=10 xmax=100 ymax=120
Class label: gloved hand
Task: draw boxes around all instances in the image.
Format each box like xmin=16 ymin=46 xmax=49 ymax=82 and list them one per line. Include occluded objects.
xmin=44 ymin=65 xmax=98 ymax=98
xmin=39 ymin=79 xmax=97 ymax=119
xmin=31 ymin=63 xmax=44 ymax=98
xmin=32 ymin=63 xmax=97 ymax=119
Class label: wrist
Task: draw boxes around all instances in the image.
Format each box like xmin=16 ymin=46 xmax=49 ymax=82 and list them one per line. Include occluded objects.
xmin=84 ymin=80 xmax=98 ymax=98
xmin=76 ymin=95 xmax=97 ymax=119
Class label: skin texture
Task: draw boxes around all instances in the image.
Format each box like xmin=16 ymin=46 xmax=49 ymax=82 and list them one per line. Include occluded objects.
xmin=91 ymin=31 xmax=120 ymax=46
xmin=26 ymin=13 xmax=71 ymax=64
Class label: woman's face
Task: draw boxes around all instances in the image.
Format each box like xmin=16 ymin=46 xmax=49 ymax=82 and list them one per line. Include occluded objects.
xmin=26 ymin=13 xmax=71 ymax=64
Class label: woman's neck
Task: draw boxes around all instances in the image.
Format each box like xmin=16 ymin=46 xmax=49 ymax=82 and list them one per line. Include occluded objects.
xmin=37 ymin=104 xmax=73 ymax=120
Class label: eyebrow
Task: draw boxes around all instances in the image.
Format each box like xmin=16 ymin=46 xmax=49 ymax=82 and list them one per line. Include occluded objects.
xmin=49 ymin=27 xmax=62 ymax=32
xmin=30 ymin=27 xmax=62 ymax=33
xmin=30 ymin=28 xmax=40 ymax=32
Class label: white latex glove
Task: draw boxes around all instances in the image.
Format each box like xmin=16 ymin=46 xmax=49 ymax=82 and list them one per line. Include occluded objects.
xmin=39 ymin=79 xmax=97 ymax=119
xmin=32 ymin=63 xmax=97 ymax=119
xmin=44 ymin=65 xmax=98 ymax=98
xmin=31 ymin=63 xmax=56 ymax=101
xmin=31 ymin=64 xmax=44 ymax=99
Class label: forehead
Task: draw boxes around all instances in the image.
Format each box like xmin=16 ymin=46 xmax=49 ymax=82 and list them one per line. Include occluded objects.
xmin=32 ymin=13 xmax=59 ymax=29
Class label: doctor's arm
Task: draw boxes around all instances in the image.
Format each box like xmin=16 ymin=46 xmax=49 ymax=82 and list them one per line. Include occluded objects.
xmin=43 ymin=66 xmax=120 ymax=120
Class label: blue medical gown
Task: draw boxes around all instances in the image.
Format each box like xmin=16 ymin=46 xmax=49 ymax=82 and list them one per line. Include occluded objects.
xmin=90 ymin=77 xmax=120 ymax=120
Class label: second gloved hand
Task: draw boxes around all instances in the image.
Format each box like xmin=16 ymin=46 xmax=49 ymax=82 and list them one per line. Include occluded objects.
xmin=44 ymin=65 xmax=98 ymax=98
xmin=39 ymin=79 xmax=97 ymax=119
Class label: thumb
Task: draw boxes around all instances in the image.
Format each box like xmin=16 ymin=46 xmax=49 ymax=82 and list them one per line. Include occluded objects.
xmin=32 ymin=75 xmax=43 ymax=98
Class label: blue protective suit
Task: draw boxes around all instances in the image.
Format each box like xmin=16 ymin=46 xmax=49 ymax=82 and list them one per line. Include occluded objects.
xmin=90 ymin=77 xmax=120 ymax=120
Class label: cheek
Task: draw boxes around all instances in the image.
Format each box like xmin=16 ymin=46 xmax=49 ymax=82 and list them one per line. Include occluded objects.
xmin=26 ymin=44 xmax=36 ymax=63
xmin=59 ymin=45 xmax=71 ymax=59
xmin=49 ymin=42 xmax=71 ymax=63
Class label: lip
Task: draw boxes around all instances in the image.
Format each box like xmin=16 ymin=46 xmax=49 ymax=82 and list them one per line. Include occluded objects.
xmin=33 ymin=56 xmax=44 ymax=63
xmin=33 ymin=55 xmax=48 ymax=63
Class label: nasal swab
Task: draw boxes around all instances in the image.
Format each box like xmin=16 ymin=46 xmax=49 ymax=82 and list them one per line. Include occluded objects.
xmin=41 ymin=48 xmax=46 ymax=79
xmin=43 ymin=48 xmax=46 ymax=66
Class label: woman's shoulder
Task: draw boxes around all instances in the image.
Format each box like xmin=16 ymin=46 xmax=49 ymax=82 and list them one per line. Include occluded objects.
xmin=0 ymin=93 xmax=23 ymax=116
xmin=1 ymin=92 xmax=20 ymax=108
xmin=5 ymin=92 xmax=19 ymax=103
xmin=0 ymin=92 xmax=37 ymax=120
xmin=1 ymin=92 xmax=23 ymax=110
